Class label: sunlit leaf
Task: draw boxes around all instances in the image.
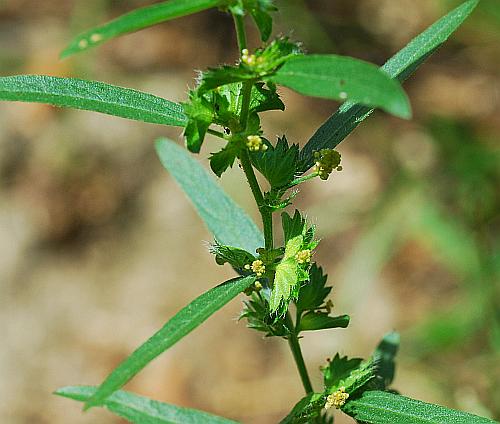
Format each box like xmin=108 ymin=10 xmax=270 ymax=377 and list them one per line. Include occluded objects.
xmin=0 ymin=75 xmax=186 ymax=126
xmin=271 ymin=54 xmax=411 ymax=119
xmin=56 ymin=386 xmax=239 ymax=423
xmin=343 ymin=390 xmax=498 ymax=424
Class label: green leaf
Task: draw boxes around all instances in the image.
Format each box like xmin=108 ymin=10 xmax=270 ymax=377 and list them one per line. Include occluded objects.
xmin=84 ymin=275 xmax=255 ymax=410
xmin=280 ymin=392 xmax=326 ymax=424
xmin=295 ymin=264 xmax=331 ymax=314
xmin=209 ymin=143 xmax=240 ymax=177
xmin=281 ymin=210 xmax=307 ymax=244
xmin=247 ymin=0 xmax=277 ymax=41
xmin=0 ymin=75 xmax=187 ymax=127
xmin=198 ymin=66 xmax=255 ymax=93
xmin=328 ymin=358 xmax=377 ymax=395
xmin=56 ymin=385 xmax=239 ymax=424
xmin=270 ymin=54 xmax=411 ymax=119
xmin=155 ymin=138 xmax=264 ymax=253
xmin=250 ymin=7 xmax=273 ymax=42
xmin=210 ymin=242 xmax=255 ymax=270
xmin=343 ymin=390 xmax=498 ymax=424
xmin=269 ymin=257 xmax=298 ymax=312
xmin=298 ymin=311 xmax=350 ymax=332
xmin=240 ymin=292 xmax=291 ymax=337
xmin=61 ymin=0 xmax=222 ymax=58
xmin=183 ymin=91 xmax=215 ymax=153
xmin=321 ymin=354 xmax=363 ymax=389
xmin=372 ymin=332 xmax=400 ymax=389
xmin=299 ymin=0 xmax=479 ymax=172
xmin=251 ymin=136 xmax=299 ymax=188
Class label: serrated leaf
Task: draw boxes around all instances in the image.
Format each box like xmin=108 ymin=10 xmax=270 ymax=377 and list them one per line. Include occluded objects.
xmin=295 ymin=264 xmax=331 ymax=314
xmin=61 ymin=0 xmax=222 ymax=58
xmin=211 ymin=242 xmax=255 ymax=270
xmin=210 ymin=143 xmax=240 ymax=177
xmin=183 ymin=91 xmax=214 ymax=153
xmin=284 ymin=235 xmax=303 ymax=259
xmin=155 ymin=138 xmax=264 ymax=253
xmin=322 ymin=354 xmax=363 ymax=389
xmin=269 ymin=258 xmax=297 ymax=312
xmin=250 ymin=83 xmax=284 ymax=113
xmin=251 ymin=136 xmax=298 ymax=188
xmin=372 ymin=332 xmax=399 ymax=389
xmin=328 ymin=358 xmax=378 ymax=395
xmin=84 ymin=275 xmax=255 ymax=410
xmin=241 ymin=292 xmax=291 ymax=337
xmin=270 ymin=54 xmax=411 ymax=119
xmin=280 ymin=392 xmax=326 ymax=424
xmin=299 ymin=0 xmax=479 ymax=172
xmin=198 ymin=66 xmax=255 ymax=93
xmin=342 ymin=390 xmax=498 ymax=424
xmin=56 ymin=386 xmax=239 ymax=424
xmin=298 ymin=311 xmax=349 ymax=332
xmin=0 ymin=75 xmax=186 ymax=126
xmin=281 ymin=210 xmax=306 ymax=244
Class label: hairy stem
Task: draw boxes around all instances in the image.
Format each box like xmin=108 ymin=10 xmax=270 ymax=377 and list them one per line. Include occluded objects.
xmin=231 ymin=9 xmax=312 ymax=396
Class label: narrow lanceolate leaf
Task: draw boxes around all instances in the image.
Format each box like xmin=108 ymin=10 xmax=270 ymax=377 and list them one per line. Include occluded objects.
xmin=155 ymin=138 xmax=264 ymax=253
xmin=343 ymin=390 xmax=498 ymax=424
xmin=299 ymin=0 xmax=479 ymax=172
xmin=56 ymin=386 xmax=239 ymax=424
xmin=270 ymin=55 xmax=411 ymax=119
xmin=85 ymin=276 xmax=255 ymax=410
xmin=0 ymin=75 xmax=186 ymax=127
xmin=61 ymin=0 xmax=222 ymax=58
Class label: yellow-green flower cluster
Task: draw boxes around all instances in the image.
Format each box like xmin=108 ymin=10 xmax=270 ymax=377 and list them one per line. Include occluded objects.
xmin=241 ymin=49 xmax=257 ymax=66
xmin=245 ymin=259 xmax=266 ymax=277
xmin=295 ymin=249 xmax=312 ymax=264
xmin=325 ymin=387 xmax=349 ymax=410
xmin=314 ymin=149 xmax=342 ymax=180
xmin=246 ymin=135 xmax=268 ymax=152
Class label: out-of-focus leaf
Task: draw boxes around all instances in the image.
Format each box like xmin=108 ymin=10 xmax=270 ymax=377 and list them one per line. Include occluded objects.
xmin=84 ymin=275 xmax=255 ymax=410
xmin=155 ymin=138 xmax=264 ymax=253
xmin=343 ymin=390 xmax=498 ymax=424
xmin=61 ymin=0 xmax=222 ymax=58
xmin=299 ymin=0 xmax=479 ymax=172
xmin=270 ymin=54 xmax=411 ymax=119
xmin=0 ymin=75 xmax=186 ymax=126
xmin=372 ymin=332 xmax=400 ymax=389
xmin=56 ymin=386 xmax=239 ymax=424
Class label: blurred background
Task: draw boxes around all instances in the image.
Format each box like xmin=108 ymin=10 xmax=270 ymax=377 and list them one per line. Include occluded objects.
xmin=0 ymin=0 xmax=499 ymax=423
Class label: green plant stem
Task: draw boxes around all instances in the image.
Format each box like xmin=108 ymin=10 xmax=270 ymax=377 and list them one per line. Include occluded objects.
xmin=239 ymin=150 xmax=273 ymax=250
xmin=233 ymin=13 xmax=247 ymax=52
xmin=231 ymin=8 xmax=312 ymax=396
xmin=239 ymin=81 xmax=253 ymax=129
xmin=285 ymin=312 xmax=314 ymax=394
xmin=207 ymin=128 xmax=226 ymax=139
